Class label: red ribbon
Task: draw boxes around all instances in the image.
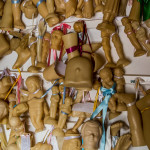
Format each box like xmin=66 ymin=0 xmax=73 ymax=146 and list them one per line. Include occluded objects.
xmin=66 ymin=46 xmax=79 ymax=54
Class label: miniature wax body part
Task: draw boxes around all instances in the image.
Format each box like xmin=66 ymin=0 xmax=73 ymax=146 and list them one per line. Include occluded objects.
xmin=115 ymin=93 xmax=146 ymax=146
xmin=0 ymin=76 xmax=13 ymax=99
xmin=32 ymin=0 xmax=59 ymax=27
xmin=27 ymin=36 xmax=40 ymax=73
xmin=62 ymin=32 xmax=93 ymax=90
xmin=136 ymin=94 xmax=150 ymax=149
xmin=0 ymin=33 xmax=10 ymax=58
xmin=0 ymin=0 xmax=13 ymax=31
xmin=31 ymin=142 xmax=52 ymax=150
xmin=110 ymin=121 xmax=124 ymax=150
xmin=115 ymin=134 xmax=132 ymax=150
xmin=81 ymin=120 xmax=102 ymax=150
xmin=65 ymin=0 xmax=77 ymax=18
xmin=37 ymin=32 xmax=51 ymax=68
xmin=0 ymin=0 xmax=4 ymax=16
xmin=13 ymin=34 xmax=31 ymax=69
xmin=62 ymin=134 xmax=81 ymax=150
xmin=10 ymin=38 xmax=20 ymax=51
xmin=82 ymin=0 xmax=94 ymax=18
xmin=128 ymin=0 xmax=140 ymax=21
xmin=121 ymin=17 xmax=146 ymax=57
xmin=51 ymin=30 xmax=64 ymax=50
xmin=0 ymin=100 xmax=9 ymax=122
xmin=44 ymin=86 xmax=60 ymax=126
xmin=114 ymin=67 xmax=126 ymax=112
xmin=11 ymin=0 xmax=25 ymax=29
xmin=21 ymin=0 xmax=38 ymax=19
xmin=94 ymin=0 xmax=104 ymax=12
xmin=118 ymin=0 xmax=128 ymax=16
xmin=26 ymin=76 xmax=45 ymax=133
xmin=131 ymin=21 xmax=150 ymax=56
xmin=52 ymin=97 xmax=72 ymax=137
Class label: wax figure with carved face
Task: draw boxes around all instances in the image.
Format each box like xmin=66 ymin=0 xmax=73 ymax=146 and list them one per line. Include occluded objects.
xmin=81 ymin=120 xmax=102 ymax=150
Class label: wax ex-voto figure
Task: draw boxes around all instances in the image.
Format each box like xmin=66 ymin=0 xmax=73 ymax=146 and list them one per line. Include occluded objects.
xmin=81 ymin=120 xmax=102 ymax=150
xmin=62 ymin=133 xmax=81 ymax=150
xmin=26 ymin=76 xmax=45 ymax=133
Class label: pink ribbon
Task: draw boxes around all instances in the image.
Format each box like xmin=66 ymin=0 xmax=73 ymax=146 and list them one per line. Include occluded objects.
xmin=53 ymin=49 xmax=57 ymax=61
xmin=17 ymin=75 xmax=22 ymax=104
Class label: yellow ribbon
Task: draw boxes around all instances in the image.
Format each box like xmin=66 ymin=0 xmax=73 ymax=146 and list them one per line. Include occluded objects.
xmin=141 ymin=107 xmax=150 ymax=113
xmin=4 ymin=68 xmax=21 ymax=100
xmin=93 ymin=87 xmax=100 ymax=112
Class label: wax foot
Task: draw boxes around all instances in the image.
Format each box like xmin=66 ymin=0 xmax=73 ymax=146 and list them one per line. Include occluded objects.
xmin=111 ymin=121 xmax=124 ymax=136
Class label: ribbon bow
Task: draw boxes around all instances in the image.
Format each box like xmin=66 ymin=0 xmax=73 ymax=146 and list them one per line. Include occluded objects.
xmin=90 ymin=83 xmax=116 ymax=150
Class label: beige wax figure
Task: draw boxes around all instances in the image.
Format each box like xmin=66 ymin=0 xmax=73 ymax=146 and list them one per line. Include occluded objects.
xmin=131 ymin=21 xmax=150 ymax=56
xmin=27 ymin=36 xmax=40 ymax=73
xmin=0 ymin=33 xmax=10 ymax=58
xmin=62 ymin=133 xmax=81 ymax=150
xmin=121 ymin=17 xmax=146 ymax=57
xmin=136 ymin=93 xmax=150 ymax=149
xmin=0 ymin=0 xmax=4 ymax=16
xmin=81 ymin=120 xmax=102 ymax=150
xmin=32 ymin=0 xmax=60 ymax=27
xmin=44 ymin=85 xmax=60 ymax=126
xmin=21 ymin=0 xmax=38 ymax=19
xmin=0 ymin=0 xmax=13 ymax=31
xmin=118 ymin=0 xmax=128 ymax=16
xmin=11 ymin=0 xmax=25 ymax=29
xmin=7 ymin=94 xmax=29 ymax=150
xmin=62 ymin=32 xmax=93 ymax=91
xmin=37 ymin=32 xmax=51 ymax=68
xmin=113 ymin=93 xmax=146 ymax=147
xmin=52 ymin=97 xmax=72 ymax=137
xmin=25 ymin=76 xmax=46 ymax=133
xmin=13 ymin=34 xmax=31 ymax=69
xmin=31 ymin=142 xmax=53 ymax=150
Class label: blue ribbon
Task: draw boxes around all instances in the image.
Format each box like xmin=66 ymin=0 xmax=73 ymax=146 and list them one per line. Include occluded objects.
xmin=61 ymin=111 xmax=68 ymax=115
xmin=11 ymin=0 xmax=20 ymax=4
xmin=63 ymin=86 xmax=66 ymax=104
xmin=82 ymin=138 xmax=84 ymax=150
xmin=36 ymin=0 xmax=45 ymax=7
xmin=90 ymin=83 xmax=116 ymax=150
xmin=38 ymin=35 xmax=43 ymax=39
xmin=40 ymin=79 xmax=59 ymax=99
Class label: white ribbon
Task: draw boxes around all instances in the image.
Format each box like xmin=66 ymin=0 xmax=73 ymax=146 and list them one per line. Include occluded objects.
xmin=64 ymin=136 xmax=81 ymax=140
xmin=21 ymin=134 xmax=30 ymax=150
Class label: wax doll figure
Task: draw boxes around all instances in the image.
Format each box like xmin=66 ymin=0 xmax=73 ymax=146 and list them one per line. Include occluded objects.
xmin=25 ymin=76 xmax=45 ymax=132
xmin=44 ymin=85 xmax=60 ymax=126
xmin=81 ymin=120 xmax=102 ymax=150
xmin=52 ymin=97 xmax=72 ymax=137
xmin=131 ymin=21 xmax=150 ymax=56
xmin=121 ymin=17 xmax=146 ymax=57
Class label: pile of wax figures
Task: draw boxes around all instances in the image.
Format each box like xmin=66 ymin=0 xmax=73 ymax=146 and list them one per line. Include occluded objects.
xmin=0 ymin=0 xmax=150 ymax=150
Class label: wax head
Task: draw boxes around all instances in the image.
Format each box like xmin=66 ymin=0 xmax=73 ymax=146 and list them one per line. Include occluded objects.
xmin=62 ymin=138 xmax=81 ymax=150
xmin=81 ymin=120 xmax=102 ymax=149
xmin=26 ymin=76 xmax=41 ymax=93
xmin=114 ymin=67 xmax=124 ymax=77
xmin=99 ymin=67 xmax=113 ymax=83
xmin=65 ymin=97 xmax=72 ymax=105
xmin=73 ymin=21 xmax=84 ymax=33
xmin=131 ymin=21 xmax=140 ymax=30
xmin=51 ymin=30 xmax=64 ymax=50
